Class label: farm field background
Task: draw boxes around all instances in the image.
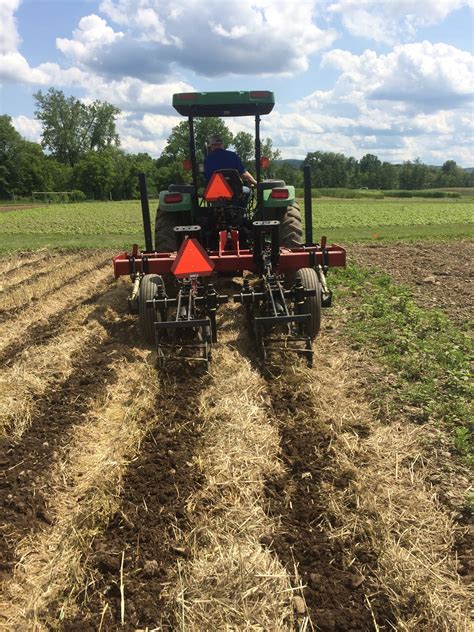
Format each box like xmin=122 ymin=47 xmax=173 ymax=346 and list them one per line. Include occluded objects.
xmin=0 ymin=196 xmax=473 ymax=253
xmin=0 ymin=198 xmax=472 ymax=630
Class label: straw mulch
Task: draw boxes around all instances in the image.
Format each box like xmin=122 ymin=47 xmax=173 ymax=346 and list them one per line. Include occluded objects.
xmin=168 ymin=343 xmax=296 ymax=630
xmin=0 ymin=356 xmax=160 ymax=631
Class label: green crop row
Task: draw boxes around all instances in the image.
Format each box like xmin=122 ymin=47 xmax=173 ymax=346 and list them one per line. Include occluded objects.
xmin=0 ymin=197 xmax=473 ymax=253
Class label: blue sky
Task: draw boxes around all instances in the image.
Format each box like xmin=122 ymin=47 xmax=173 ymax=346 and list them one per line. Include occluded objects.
xmin=1 ymin=0 xmax=473 ymax=165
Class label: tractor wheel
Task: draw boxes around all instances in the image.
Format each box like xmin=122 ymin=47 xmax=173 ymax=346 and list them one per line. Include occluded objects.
xmin=154 ymin=209 xmax=190 ymax=252
xmin=278 ymin=202 xmax=304 ymax=248
xmin=138 ymin=274 xmax=164 ymax=344
xmin=295 ymin=267 xmax=322 ymax=340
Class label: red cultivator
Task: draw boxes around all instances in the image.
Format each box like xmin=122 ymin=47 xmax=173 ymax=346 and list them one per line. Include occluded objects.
xmin=113 ymin=91 xmax=346 ymax=368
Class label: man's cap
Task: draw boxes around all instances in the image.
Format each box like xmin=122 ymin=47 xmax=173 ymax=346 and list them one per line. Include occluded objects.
xmin=209 ymin=134 xmax=224 ymax=145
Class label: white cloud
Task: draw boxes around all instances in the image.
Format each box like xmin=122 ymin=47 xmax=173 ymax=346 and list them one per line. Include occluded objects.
xmin=56 ymin=14 xmax=124 ymax=63
xmin=322 ymin=42 xmax=474 ymax=110
xmin=276 ymin=41 xmax=474 ymax=164
xmin=11 ymin=114 xmax=41 ymax=141
xmin=327 ymin=0 xmax=474 ymax=44
xmin=0 ymin=0 xmax=21 ymax=54
xmin=0 ymin=50 xmax=86 ymax=85
xmin=83 ymin=77 xmax=194 ymax=113
xmin=57 ymin=0 xmax=338 ymax=79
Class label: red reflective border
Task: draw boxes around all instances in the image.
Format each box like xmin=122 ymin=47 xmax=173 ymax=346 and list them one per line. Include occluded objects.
xmin=114 ymin=245 xmax=346 ymax=279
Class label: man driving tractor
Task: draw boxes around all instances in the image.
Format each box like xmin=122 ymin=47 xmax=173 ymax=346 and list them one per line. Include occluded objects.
xmin=204 ymin=134 xmax=257 ymax=186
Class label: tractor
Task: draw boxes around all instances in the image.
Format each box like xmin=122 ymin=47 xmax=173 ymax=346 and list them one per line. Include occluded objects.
xmin=113 ymin=91 xmax=346 ymax=368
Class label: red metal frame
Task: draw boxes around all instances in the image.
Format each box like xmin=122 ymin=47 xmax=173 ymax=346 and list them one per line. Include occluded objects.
xmin=113 ymin=235 xmax=346 ymax=279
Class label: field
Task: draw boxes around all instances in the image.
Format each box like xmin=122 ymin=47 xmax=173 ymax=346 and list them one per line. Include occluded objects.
xmin=0 ymin=196 xmax=473 ymax=253
xmin=0 ymin=199 xmax=472 ymax=630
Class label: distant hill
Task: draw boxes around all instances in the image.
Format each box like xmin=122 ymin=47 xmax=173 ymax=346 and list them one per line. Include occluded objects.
xmin=275 ymin=159 xmax=303 ymax=168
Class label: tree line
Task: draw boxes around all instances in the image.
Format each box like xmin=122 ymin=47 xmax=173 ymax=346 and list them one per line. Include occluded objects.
xmin=1 ymin=88 xmax=472 ymax=201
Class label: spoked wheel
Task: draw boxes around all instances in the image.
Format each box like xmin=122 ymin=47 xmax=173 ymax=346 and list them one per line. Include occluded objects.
xmin=138 ymin=274 xmax=164 ymax=345
xmin=295 ymin=267 xmax=322 ymax=340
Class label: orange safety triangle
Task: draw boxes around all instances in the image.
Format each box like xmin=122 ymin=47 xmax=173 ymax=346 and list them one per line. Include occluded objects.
xmin=171 ymin=238 xmax=215 ymax=278
xmin=203 ymin=172 xmax=234 ymax=201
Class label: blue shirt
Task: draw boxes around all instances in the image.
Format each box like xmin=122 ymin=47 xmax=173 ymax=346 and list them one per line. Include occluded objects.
xmin=204 ymin=148 xmax=246 ymax=183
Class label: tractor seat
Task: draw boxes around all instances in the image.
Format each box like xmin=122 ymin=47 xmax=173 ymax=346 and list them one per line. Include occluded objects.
xmin=168 ymin=184 xmax=195 ymax=194
xmin=257 ymin=179 xmax=285 ymax=191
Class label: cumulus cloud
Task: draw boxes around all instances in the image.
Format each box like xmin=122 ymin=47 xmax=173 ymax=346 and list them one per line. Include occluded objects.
xmin=327 ymin=0 xmax=474 ymax=44
xmin=0 ymin=50 xmax=87 ymax=85
xmin=12 ymin=114 xmax=42 ymax=141
xmin=322 ymin=42 xmax=474 ymax=110
xmin=0 ymin=0 xmax=21 ymax=53
xmin=272 ymin=41 xmax=474 ymax=164
xmin=55 ymin=0 xmax=338 ymax=79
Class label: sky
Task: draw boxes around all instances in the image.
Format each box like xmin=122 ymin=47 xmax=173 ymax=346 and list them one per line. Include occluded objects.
xmin=1 ymin=0 xmax=473 ymax=166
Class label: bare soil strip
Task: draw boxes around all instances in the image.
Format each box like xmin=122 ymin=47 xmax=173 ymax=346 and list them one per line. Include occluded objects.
xmin=0 ymin=256 xmax=113 ymax=360
xmin=0 ymin=282 xmax=128 ymax=439
xmin=0 ymin=291 xmax=137 ymax=587
xmin=62 ymin=369 xmax=207 ymax=631
xmin=263 ymin=331 xmax=470 ymax=631
xmin=349 ymin=240 xmax=474 ymax=326
xmin=0 ymin=358 xmax=161 ymax=631
xmin=0 ymin=251 xmax=110 ymax=318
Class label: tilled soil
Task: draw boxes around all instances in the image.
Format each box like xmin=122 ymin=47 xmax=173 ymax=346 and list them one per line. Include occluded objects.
xmin=350 ymin=240 xmax=474 ymax=325
xmin=0 ymin=244 xmax=471 ymax=630
xmin=63 ymin=372 xmax=207 ymax=631
xmin=0 ymin=294 xmax=137 ymax=582
xmin=263 ymin=384 xmax=378 ymax=632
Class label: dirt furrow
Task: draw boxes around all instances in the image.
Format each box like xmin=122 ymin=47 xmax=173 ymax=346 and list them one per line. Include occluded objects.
xmin=262 ymin=330 xmax=470 ymax=631
xmin=0 ymin=357 xmax=161 ymax=631
xmin=62 ymin=369 xmax=208 ymax=631
xmin=0 ymin=257 xmax=113 ymax=361
xmin=0 ymin=281 xmax=131 ymax=440
xmin=0 ymin=293 xmax=138 ymax=586
xmin=0 ymin=251 xmax=111 ymax=318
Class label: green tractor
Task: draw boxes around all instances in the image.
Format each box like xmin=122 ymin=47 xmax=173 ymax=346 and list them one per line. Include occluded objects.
xmin=115 ymin=91 xmax=345 ymax=367
xmin=154 ymin=90 xmax=303 ymax=254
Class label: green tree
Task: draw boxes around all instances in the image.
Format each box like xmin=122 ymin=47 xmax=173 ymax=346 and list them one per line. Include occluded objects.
xmin=399 ymin=159 xmax=429 ymax=190
xmin=359 ymin=153 xmax=382 ymax=188
xmin=161 ymin=117 xmax=233 ymax=163
xmin=72 ymin=150 xmax=116 ymax=199
xmin=0 ymin=115 xmax=23 ymax=197
xmin=34 ymin=88 xmax=120 ymax=167
xmin=232 ymin=131 xmax=253 ymax=164
xmin=303 ymin=151 xmax=351 ymax=188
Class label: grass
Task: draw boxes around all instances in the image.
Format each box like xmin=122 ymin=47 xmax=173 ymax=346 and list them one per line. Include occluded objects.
xmin=1 ymin=197 xmax=473 ymax=252
xmin=332 ymin=265 xmax=473 ymax=462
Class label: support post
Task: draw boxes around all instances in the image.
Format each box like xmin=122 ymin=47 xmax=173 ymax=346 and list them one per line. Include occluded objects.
xmin=188 ymin=115 xmax=199 ymax=218
xmin=138 ymin=172 xmax=153 ymax=252
xmin=303 ymin=165 xmax=313 ymax=246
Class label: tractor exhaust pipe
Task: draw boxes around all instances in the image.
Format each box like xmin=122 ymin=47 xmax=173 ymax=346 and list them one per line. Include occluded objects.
xmin=138 ymin=172 xmax=154 ymax=253
xmin=303 ymin=165 xmax=313 ymax=246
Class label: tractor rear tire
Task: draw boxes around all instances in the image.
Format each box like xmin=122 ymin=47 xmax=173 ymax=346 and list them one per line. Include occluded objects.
xmin=280 ymin=202 xmax=303 ymax=248
xmin=277 ymin=202 xmax=303 ymax=287
xmin=139 ymin=274 xmax=163 ymax=344
xmin=268 ymin=202 xmax=303 ymax=248
xmin=155 ymin=209 xmax=190 ymax=252
xmin=295 ymin=267 xmax=322 ymax=340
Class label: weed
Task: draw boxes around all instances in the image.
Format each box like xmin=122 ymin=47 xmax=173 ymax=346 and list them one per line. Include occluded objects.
xmin=333 ymin=265 xmax=473 ymax=457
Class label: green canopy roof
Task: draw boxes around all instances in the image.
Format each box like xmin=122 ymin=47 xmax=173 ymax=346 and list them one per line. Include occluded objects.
xmin=172 ymin=91 xmax=275 ymax=117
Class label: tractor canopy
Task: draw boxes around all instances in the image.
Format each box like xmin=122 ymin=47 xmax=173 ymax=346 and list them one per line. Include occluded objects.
xmin=173 ymin=91 xmax=275 ymax=117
